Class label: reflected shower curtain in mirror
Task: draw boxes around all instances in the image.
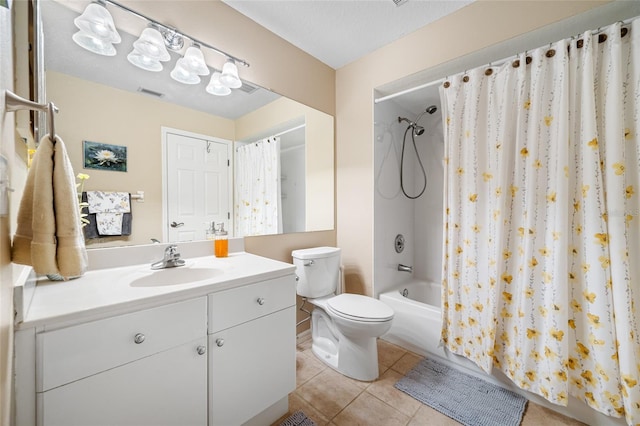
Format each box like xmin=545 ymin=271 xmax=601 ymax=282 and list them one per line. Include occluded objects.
xmin=234 ymin=136 xmax=282 ymax=237
xmin=440 ymin=18 xmax=639 ymax=424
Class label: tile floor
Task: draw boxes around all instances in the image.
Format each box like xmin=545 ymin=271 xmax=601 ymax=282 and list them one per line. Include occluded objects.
xmin=273 ymin=334 xmax=586 ymax=426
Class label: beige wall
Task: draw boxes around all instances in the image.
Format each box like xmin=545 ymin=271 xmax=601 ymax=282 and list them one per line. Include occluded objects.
xmin=335 ymin=1 xmax=611 ymax=296
xmin=235 ymin=97 xmax=335 ymax=232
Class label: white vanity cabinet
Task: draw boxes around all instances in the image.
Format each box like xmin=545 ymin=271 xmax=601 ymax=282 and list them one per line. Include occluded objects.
xmin=36 ymin=297 xmax=208 ymax=426
xmin=208 ymin=275 xmax=297 ymax=425
xmin=14 ymin=250 xmax=298 ymax=426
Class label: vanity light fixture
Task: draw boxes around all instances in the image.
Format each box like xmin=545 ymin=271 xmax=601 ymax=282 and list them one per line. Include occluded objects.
xmin=126 ymin=50 xmax=163 ymax=72
xmin=72 ymin=2 xmax=121 ymax=56
xmin=170 ymin=44 xmax=210 ymax=84
xmin=131 ymin=27 xmax=171 ymax=62
xmin=220 ymin=59 xmax=242 ymax=89
xmin=72 ymin=0 xmax=249 ymax=92
xmin=170 ymin=59 xmax=201 ymax=85
xmin=206 ymin=72 xmax=232 ymax=96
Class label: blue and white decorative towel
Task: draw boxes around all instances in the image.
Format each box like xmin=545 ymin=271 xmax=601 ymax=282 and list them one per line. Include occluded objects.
xmin=86 ymin=191 xmax=131 ymax=235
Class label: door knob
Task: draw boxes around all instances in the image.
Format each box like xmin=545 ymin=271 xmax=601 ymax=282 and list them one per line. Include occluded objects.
xmin=196 ymin=345 xmax=206 ymax=355
xmin=215 ymin=338 xmax=225 ymax=347
xmin=170 ymin=221 xmax=184 ymax=228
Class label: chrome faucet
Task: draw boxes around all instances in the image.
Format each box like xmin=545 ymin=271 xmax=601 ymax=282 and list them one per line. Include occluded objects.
xmin=398 ymin=264 xmax=413 ymax=273
xmin=151 ymin=245 xmax=186 ymax=270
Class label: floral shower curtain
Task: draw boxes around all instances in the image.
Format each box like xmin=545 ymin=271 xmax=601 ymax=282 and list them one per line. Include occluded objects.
xmin=234 ymin=136 xmax=282 ymax=237
xmin=441 ymin=18 xmax=639 ymax=424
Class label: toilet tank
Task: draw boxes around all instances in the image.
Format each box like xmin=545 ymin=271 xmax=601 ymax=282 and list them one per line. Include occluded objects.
xmin=291 ymin=247 xmax=341 ymax=298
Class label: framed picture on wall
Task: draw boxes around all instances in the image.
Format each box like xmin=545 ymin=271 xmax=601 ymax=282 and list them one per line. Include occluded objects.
xmin=83 ymin=141 xmax=127 ymax=172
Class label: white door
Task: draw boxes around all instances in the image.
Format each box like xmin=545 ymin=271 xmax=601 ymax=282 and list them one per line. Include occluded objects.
xmin=164 ymin=129 xmax=231 ymax=242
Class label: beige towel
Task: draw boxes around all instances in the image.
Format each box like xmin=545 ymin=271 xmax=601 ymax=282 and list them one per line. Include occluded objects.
xmin=12 ymin=134 xmax=88 ymax=279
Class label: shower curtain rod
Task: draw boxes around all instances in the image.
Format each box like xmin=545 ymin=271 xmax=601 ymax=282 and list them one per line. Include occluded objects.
xmin=273 ymin=124 xmax=305 ymax=138
xmin=374 ymin=16 xmax=635 ymax=105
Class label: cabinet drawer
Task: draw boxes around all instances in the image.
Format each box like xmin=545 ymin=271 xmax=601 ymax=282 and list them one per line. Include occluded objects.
xmin=208 ymin=275 xmax=295 ymax=333
xmin=37 ymin=297 xmax=207 ymax=392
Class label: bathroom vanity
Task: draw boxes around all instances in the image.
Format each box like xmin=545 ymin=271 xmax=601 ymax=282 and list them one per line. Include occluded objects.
xmin=13 ymin=242 xmax=296 ymax=426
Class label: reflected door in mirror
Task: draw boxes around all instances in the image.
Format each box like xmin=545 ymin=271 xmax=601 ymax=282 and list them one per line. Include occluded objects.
xmin=166 ymin=130 xmax=232 ymax=242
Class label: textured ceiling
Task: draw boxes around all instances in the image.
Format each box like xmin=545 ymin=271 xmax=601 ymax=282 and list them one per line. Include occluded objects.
xmin=222 ymin=0 xmax=473 ymax=69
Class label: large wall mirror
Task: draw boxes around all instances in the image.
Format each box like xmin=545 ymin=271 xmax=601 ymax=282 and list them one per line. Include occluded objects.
xmin=36 ymin=0 xmax=334 ymax=247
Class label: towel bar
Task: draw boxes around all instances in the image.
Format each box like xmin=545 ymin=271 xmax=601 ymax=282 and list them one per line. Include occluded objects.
xmin=5 ymin=90 xmax=59 ymax=142
xmin=78 ymin=191 xmax=145 ymax=202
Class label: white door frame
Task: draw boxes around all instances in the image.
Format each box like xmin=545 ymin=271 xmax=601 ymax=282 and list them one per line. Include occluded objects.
xmin=161 ymin=127 xmax=233 ymax=242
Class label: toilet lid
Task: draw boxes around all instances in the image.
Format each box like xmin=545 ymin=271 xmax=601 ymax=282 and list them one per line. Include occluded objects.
xmin=326 ymin=294 xmax=394 ymax=322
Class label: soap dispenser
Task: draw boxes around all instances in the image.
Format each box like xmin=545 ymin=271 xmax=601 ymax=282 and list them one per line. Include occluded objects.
xmin=214 ymin=223 xmax=228 ymax=258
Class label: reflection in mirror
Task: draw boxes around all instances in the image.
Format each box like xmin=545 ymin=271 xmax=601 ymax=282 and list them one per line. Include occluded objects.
xmin=38 ymin=0 xmax=334 ymax=247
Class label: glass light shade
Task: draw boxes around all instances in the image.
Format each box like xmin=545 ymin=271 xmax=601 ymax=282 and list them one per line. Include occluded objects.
xmin=206 ymin=72 xmax=231 ymax=96
xmin=72 ymin=30 xmax=117 ymax=56
xmin=74 ymin=3 xmax=121 ymax=43
xmin=133 ymin=28 xmax=171 ymax=62
xmin=219 ymin=60 xmax=242 ymax=89
xmin=170 ymin=59 xmax=200 ymax=84
xmin=182 ymin=46 xmax=210 ymax=76
xmin=127 ymin=50 xmax=163 ymax=72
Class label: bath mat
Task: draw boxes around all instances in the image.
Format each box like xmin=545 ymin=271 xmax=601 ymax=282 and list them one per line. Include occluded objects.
xmin=395 ymin=357 xmax=527 ymax=426
xmin=278 ymin=410 xmax=317 ymax=426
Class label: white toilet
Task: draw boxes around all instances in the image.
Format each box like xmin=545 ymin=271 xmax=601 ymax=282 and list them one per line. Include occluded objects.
xmin=292 ymin=247 xmax=394 ymax=381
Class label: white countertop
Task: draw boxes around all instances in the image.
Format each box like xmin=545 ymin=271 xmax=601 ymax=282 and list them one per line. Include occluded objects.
xmin=16 ymin=251 xmax=295 ymax=331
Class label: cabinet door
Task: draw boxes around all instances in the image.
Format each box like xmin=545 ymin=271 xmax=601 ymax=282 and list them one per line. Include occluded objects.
xmin=40 ymin=338 xmax=207 ymax=426
xmin=209 ymin=307 xmax=296 ymax=426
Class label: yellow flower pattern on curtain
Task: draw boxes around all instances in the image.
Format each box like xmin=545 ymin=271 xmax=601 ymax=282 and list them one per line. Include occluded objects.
xmin=440 ymin=19 xmax=640 ymax=425
xmin=234 ymin=136 xmax=282 ymax=237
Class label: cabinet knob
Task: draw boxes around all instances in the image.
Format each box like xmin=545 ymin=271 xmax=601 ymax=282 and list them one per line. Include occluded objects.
xmin=257 ymin=297 xmax=266 ymax=305
xmin=196 ymin=345 xmax=207 ymax=355
xmin=134 ymin=333 xmax=146 ymax=344
xmin=215 ymin=338 xmax=225 ymax=347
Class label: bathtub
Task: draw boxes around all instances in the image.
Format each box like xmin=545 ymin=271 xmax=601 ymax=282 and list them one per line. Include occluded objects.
xmin=379 ymin=280 xmax=446 ymax=359
xmin=379 ymin=280 xmax=626 ymax=426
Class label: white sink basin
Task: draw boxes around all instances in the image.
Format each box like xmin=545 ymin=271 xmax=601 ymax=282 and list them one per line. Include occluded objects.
xmin=129 ymin=266 xmax=224 ymax=287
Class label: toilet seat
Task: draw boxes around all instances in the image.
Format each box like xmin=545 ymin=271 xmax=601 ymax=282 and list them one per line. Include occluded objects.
xmin=326 ymin=294 xmax=394 ymax=322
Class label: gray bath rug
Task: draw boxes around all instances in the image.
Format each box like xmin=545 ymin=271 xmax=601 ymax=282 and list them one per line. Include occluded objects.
xmin=395 ymin=357 xmax=527 ymax=426
xmin=278 ymin=410 xmax=317 ymax=426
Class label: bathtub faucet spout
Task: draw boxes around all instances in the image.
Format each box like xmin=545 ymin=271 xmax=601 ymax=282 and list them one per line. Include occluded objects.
xmin=398 ymin=264 xmax=413 ymax=273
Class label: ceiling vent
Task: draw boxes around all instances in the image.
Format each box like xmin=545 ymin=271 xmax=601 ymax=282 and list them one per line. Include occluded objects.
xmin=137 ymin=87 xmax=165 ymax=98
xmin=393 ymin=0 xmax=408 ymax=6
xmin=237 ymin=81 xmax=259 ymax=95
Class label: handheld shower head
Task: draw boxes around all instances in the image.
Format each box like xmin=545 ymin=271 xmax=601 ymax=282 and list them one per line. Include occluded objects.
xmin=426 ymin=105 xmax=438 ymax=114
xmin=398 ymin=116 xmax=425 ymax=136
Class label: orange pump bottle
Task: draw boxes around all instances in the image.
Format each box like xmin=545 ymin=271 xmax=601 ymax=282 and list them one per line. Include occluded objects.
xmin=214 ymin=223 xmax=228 ymax=258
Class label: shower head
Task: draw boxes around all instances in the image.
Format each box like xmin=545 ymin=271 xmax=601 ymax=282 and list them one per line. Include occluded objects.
xmin=426 ymin=105 xmax=438 ymax=114
xmin=398 ymin=116 xmax=425 ymax=136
